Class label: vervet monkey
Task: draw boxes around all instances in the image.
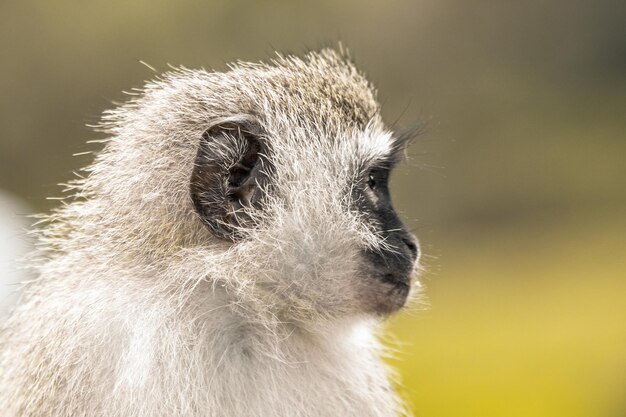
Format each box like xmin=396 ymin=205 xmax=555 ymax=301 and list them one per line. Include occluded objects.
xmin=0 ymin=49 xmax=421 ymax=417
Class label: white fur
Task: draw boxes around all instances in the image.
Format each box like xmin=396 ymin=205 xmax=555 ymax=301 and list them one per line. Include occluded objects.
xmin=0 ymin=49 xmax=418 ymax=417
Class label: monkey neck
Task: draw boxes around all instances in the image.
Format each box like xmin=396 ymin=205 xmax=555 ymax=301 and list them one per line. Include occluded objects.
xmin=187 ymin=281 xmax=378 ymax=356
xmin=9 ymin=245 xmax=401 ymax=416
xmin=170 ymin=288 xmax=399 ymax=416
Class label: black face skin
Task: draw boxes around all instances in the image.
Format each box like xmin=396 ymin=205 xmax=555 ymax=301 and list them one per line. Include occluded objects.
xmin=355 ymin=163 xmax=420 ymax=315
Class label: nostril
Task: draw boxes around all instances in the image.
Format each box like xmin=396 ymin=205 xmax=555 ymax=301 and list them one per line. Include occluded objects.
xmin=382 ymin=273 xmax=396 ymax=284
xmin=402 ymin=237 xmax=418 ymax=260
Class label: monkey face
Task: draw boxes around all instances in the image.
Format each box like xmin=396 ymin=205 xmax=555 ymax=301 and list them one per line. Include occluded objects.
xmin=182 ymin=50 xmax=423 ymax=320
xmin=353 ymin=164 xmax=420 ymax=315
xmin=190 ymin=115 xmax=420 ymax=319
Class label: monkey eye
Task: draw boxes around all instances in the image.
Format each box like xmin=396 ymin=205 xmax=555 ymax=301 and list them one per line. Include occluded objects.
xmin=366 ymin=167 xmax=389 ymax=191
xmin=367 ymin=173 xmax=377 ymax=189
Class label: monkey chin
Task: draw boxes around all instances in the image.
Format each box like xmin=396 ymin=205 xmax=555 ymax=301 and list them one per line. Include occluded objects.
xmin=357 ymin=271 xmax=414 ymax=316
xmin=355 ymin=247 xmax=419 ymax=316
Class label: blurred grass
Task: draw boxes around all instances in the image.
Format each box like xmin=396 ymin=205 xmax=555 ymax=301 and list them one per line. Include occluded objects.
xmin=387 ymin=210 xmax=626 ymax=417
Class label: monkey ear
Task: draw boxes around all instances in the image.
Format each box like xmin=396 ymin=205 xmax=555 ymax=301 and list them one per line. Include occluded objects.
xmin=190 ymin=118 xmax=268 ymax=241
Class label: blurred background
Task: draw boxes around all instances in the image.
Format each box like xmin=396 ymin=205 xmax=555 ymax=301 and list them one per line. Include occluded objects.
xmin=1 ymin=0 xmax=624 ymax=415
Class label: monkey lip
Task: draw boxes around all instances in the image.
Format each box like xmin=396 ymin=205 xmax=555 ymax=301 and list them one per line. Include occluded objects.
xmin=379 ymin=273 xmax=411 ymax=291
xmin=367 ymin=272 xmax=412 ymax=315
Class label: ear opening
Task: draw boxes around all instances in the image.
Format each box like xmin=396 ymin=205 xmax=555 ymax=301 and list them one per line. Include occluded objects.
xmin=225 ymin=127 xmax=261 ymax=188
xmin=190 ymin=118 xmax=269 ymax=241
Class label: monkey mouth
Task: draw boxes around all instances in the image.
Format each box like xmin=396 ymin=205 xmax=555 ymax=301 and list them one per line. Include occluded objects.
xmin=378 ymin=272 xmax=412 ymax=306
xmin=379 ymin=273 xmax=411 ymax=290
xmin=358 ymin=269 xmax=412 ymax=315
xmin=358 ymin=248 xmax=416 ymax=314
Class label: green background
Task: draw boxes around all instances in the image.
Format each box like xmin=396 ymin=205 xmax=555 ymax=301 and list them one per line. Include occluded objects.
xmin=1 ymin=1 xmax=625 ymax=416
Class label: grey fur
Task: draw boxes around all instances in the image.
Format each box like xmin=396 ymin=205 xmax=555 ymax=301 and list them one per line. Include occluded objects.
xmin=0 ymin=49 xmax=421 ymax=417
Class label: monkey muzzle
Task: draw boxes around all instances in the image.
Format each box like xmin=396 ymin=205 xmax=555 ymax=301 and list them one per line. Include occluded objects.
xmin=360 ymin=231 xmax=420 ymax=315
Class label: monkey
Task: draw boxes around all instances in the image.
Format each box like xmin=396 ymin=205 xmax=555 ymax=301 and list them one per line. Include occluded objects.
xmin=0 ymin=48 xmax=421 ymax=417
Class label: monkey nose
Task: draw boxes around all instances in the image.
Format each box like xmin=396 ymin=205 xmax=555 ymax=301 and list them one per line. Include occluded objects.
xmin=402 ymin=236 xmax=419 ymax=262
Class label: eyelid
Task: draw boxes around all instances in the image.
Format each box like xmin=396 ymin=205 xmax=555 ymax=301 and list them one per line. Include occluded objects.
xmin=359 ymin=157 xmax=394 ymax=185
xmin=368 ymin=161 xmax=393 ymax=174
xmin=367 ymin=164 xmax=391 ymax=186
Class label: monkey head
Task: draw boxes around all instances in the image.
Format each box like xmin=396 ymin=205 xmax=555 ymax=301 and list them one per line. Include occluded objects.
xmin=186 ymin=50 xmax=420 ymax=320
xmin=95 ymin=49 xmax=420 ymax=324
